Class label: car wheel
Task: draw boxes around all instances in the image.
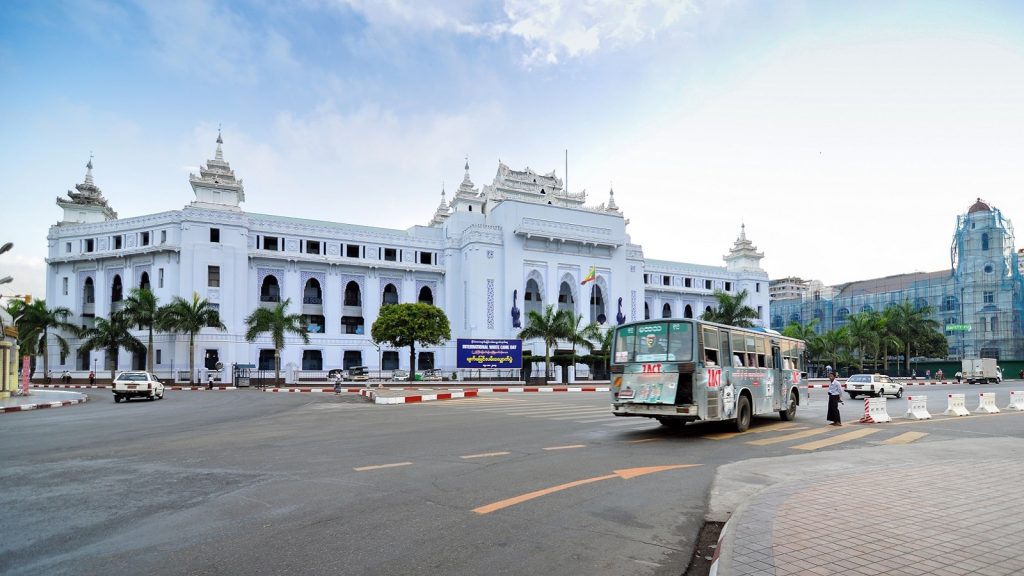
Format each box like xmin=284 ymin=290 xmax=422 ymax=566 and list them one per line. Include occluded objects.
xmin=735 ymin=395 xmax=751 ymax=433
xmin=779 ymin=390 xmax=798 ymax=421
xmin=875 ymin=389 xmax=883 ymax=398
xmin=849 ymin=393 xmax=858 ymax=400
xmin=895 ymin=387 xmax=903 ymax=399
xmin=114 ymin=395 xmax=121 ymax=403
xmin=657 ymin=417 xmax=686 ymax=429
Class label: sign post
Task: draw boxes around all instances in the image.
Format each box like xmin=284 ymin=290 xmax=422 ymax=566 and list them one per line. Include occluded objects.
xmin=21 ymin=355 xmax=29 ymax=395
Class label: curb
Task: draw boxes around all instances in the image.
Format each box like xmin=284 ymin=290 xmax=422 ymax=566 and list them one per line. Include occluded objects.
xmin=263 ymin=387 xmax=364 ymax=393
xmin=1 ymin=394 xmax=90 ymax=414
xmin=31 ymin=384 xmax=111 ymax=389
xmin=167 ymin=386 xmax=237 ymax=391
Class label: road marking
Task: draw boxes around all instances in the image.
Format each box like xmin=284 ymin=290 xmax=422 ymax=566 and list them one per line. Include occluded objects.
xmin=882 ymin=431 xmax=929 ymax=444
xmin=543 ymin=444 xmax=586 ymax=451
xmin=702 ymin=422 xmax=803 ymax=440
xmin=353 ymin=462 xmax=413 ymax=472
xmin=746 ymin=427 xmax=831 ymax=446
xmin=626 ymin=438 xmax=661 ymax=444
xmin=791 ymin=428 xmax=879 ymax=450
xmin=504 ymin=406 xmax=599 ymax=415
xmin=461 ymin=451 xmax=512 ymax=459
xmin=472 ymin=464 xmax=701 ymax=515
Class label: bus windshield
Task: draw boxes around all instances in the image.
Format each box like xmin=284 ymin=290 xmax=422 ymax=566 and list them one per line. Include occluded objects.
xmin=614 ymin=322 xmax=693 ymax=363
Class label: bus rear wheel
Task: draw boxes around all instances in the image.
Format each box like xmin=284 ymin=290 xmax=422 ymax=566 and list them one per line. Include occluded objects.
xmin=735 ymin=395 xmax=751 ymax=432
xmin=779 ymin=390 xmax=797 ymax=421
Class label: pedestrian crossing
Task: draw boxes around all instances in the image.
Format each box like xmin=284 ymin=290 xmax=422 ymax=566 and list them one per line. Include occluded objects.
xmin=410 ymin=396 xmax=932 ymax=451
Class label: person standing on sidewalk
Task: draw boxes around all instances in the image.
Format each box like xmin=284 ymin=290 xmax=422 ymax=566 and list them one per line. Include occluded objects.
xmin=827 ymin=372 xmax=843 ymax=427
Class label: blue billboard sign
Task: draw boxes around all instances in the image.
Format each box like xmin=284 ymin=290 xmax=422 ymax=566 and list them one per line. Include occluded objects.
xmin=456 ymin=339 xmax=523 ymax=369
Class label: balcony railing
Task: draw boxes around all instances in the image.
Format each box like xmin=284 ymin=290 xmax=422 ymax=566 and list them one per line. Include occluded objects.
xmin=260 ymin=294 xmax=281 ymax=302
xmin=303 ymin=296 xmax=323 ymax=305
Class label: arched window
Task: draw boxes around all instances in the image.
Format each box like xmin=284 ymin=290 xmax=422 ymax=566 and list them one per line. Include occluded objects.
xmin=860 ymin=305 xmax=873 ymax=313
xmin=139 ymin=272 xmax=150 ymax=291
xmin=260 ymin=275 xmax=280 ymax=302
xmin=418 ymin=286 xmax=433 ymax=305
xmin=524 ymin=278 xmax=542 ymax=316
xmin=836 ymin=308 xmax=850 ymax=322
xmin=982 ymin=233 xmax=989 ymax=251
xmin=644 ymin=302 xmax=650 ymax=320
xmin=382 ymin=283 xmax=398 ymax=306
xmin=303 ymin=278 xmax=323 ymax=304
xmin=914 ymin=297 xmax=928 ymax=310
xmin=557 ymin=281 xmax=574 ymax=313
xmin=941 ymin=295 xmax=958 ymax=312
xmin=111 ymin=275 xmax=123 ymax=302
xmin=662 ymin=303 xmax=672 ymax=318
xmin=84 ymin=277 xmax=95 ymax=304
xmin=588 ymin=284 xmax=605 ymax=324
xmin=789 ymin=312 xmax=800 ymax=323
xmin=705 ymin=305 xmax=713 ymax=314
xmin=814 ymin=308 xmax=824 ymax=322
xmin=344 ymin=281 xmax=362 ymax=306
xmin=684 ymin=304 xmax=693 ymax=319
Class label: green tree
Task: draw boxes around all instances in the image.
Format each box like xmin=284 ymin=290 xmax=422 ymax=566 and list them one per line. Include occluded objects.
xmin=123 ymin=288 xmax=160 ymax=373
xmin=371 ymin=303 xmax=452 ymax=383
xmin=157 ymin=293 xmax=226 ymax=384
xmin=701 ymin=289 xmax=759 ymax=327
xmin=845 ymin=312 xmax=879 ymax=373
xmin=243 ymin=299 xmax=309 ymax=385
xmin=11 ymin=300 xmax=79 ymax=381
xmin=885 ymin=301 xmax=942 ymax=375
xmin=818 ymin=327 xmax=850 ymax=374
xmin=562 ymin=312 xmax=603 ymax=377
xmin=518 ymin=305 xmax=570 ymax=382
xmin=782 ymin=318 xmax=824 ymax=374
xmin=79 ymin=311 xmax=145 ymax=381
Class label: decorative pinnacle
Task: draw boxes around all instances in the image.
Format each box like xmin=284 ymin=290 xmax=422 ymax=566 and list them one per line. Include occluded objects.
xmin=84 ymin=154 xmax=95 ymax=185
xmin=215 ymin=127 xmax=224 ymax=161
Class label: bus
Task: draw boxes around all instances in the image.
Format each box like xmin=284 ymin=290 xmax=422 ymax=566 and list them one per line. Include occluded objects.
xmin=610 ymin=319 xmax=806 ymax=432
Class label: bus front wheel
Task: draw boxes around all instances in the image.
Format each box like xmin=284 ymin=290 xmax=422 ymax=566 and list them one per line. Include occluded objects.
xmin=779 ymin=390 xmax=797 ymax=421
xmin=735 ymin=395 xmax=751 ymax=432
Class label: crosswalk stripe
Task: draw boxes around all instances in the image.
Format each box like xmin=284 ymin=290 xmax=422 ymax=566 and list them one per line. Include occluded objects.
xmin=882 ymin=431 xmax=929 ymax=445
xmin=503 ymin=406 xmax=596 ymax=415
xmin=746 ymin=427 xmax=831 ymax=446
xmin=604 ymin=419 xmax=660 ymax=427
xmin=548 ymin=410 xmax=618 ymax=420
xmin=791 ymin=428 xmax=879 ymax=451
xmin=574 ymin=416 xmax=617 ymax=423
xmin=702 ymin=422 xmax=803 ymax=440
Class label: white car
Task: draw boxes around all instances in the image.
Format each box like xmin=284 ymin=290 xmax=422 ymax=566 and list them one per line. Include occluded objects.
xmin=845 ymin=374 xmax=903 ymax=399
xmin=112 ymin=371 xmax=165 ymax=402
xmin=390 ymin=369 xmax=409 ymax=382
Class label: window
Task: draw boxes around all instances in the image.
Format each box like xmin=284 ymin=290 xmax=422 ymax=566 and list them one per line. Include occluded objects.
xmin=65 ymin=242 xmax=71 ymax=253
xmin=83 ymin=277 xmax=95 ymax=304
xmin=62 ymin=277 xmax=68 ymax=295
xmin=111 ymin=275 xmax=123 ymax=302
xmin=662 ymin=275 xmax=670 ymax=286
xmin=305 ymin=240 xmax=321 ymax=255
xmin=725 ymin=282 xmax=732 ymax=291
xmin=113 ymin=236 xmax=122 ymax=249
xmin=662 ymin=303 xmax=672 ymax=318
xmin=208 ymin=266 xmax=220 ymax=287
xmin=419 ymin=251 xmax=432 ymax=265
xmin=756 ymin=282 xmax=761 ymax=293
xmin=382 ymin=283 xmax=399 ymax=306
xmin=982 ymin=233 xmax=989 ymax=251
xmin=343 ymin=350 xmax=363 ymax=369
xmin=418 ymin=352 xmax=435 ymax=370
xmin=141 ymin=232 xmax=150 ymax=246
xmin=346 ymin=244 xmax=360 ymax=258
xmin=757 ymin=305 xmax=763 ymax=318
xmin=702 ymin=326 xmax=720 ymax=366
xmin=160 ymin=230 xmax=166 ymax=244
xmin=984 ymin=264 xmax=993 ymax=274
xmin=210 ymin=228 xmax=221 ymax=243
xmin=85 ymin=239 xmax=94 ymax=252
xmin=158 ymin=268 xmax=164 ymax=289
xmin=684 ymin=278 xmax=692 ymax=288
xmin=263 ymin=236 xmax=279 ymax=251
xmin=302 ymin=350 xmax=323 ymax=370
xmin=992 ymin=316 xmax=998 ymax=332
xmin=344 ymin=281 xmax=362 ymax=306
xmin=418 ymin=286 xmax=434 ymax=305
xmin=704 ymin=279 xmax=712 ymax=290
xmin=384 ymin=248 xmax=397 ymax=262
xmin=382 ymin=351 xmax=400 ymax=370
xmin=156 ymin=349 xmax=162 ymax=365
xmin=984 ymin=291 xmax=994 ymax=304
xmin=259 ymin=349 xmax=276 ymax=371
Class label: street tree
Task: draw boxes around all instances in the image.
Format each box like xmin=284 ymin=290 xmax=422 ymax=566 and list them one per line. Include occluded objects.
xmin=562 ymin=311 xmax=603 ymax=377
xmin=123 ymin=288 xmax=160 ymax=373
xmin=243 ymin=299 xmax=309 ymax=385
xmin=79 ymin=311 xmax=145 ymax=381
xmin=885 ymin=301 xmax=942 ymax=375
xmin=157 ymin=293 xmax=226 ymax=384
xmin=11 ymin=299 xmax=79 ymax=381
xmin=371 ymin=303 xmax=451 ymax=383
xmin=702 ymin=289 xmax=759 ymax=327
xmin=518 ymin=305 xmax=570 ymax=382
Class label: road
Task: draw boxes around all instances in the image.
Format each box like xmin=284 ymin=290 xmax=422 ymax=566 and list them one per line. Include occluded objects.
xmin=2 ymin=381 xmax=1023 ymax=576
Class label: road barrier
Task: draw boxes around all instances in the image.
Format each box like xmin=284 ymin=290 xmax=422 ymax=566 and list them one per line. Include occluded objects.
xmin=1006 ymin=391 xmax=1024 ymax=412
xmin=903 ymin=396 xmax=931 ymax=420
xmin=974 ymin=392 xmax=1000 ymax=414
xmin=944 ymin=394 xmax=970 ymax=416
xmin=859 ymin=397 xmax=892 ymax=423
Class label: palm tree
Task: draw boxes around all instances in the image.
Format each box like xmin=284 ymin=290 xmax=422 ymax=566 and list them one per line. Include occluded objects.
xmin=518 ymin=305 xmax=570 ymax=382
xmin=123 ymin=288 xmax=159 ymax=373
xmin=845 ymin=312 xmax=878 ymax=373
xmin=885 ymin=301 xmax=941 ymax=375
xmin=562 ymin=312 xmax=603 ymax=379
xmin=818 ymin=327 xmax=850 ymax=375
xmin=243 ymin=299 xmax=309 ymax=385
xmin=157 ymin=293 xmax=226 ymax=384
xmin=702 ymin=289 xmax=759 ymax=327
xmin=79 ymin=311 xmax=145 ymax=381
xmin=13 ymin=300 xmax=79 ymax=381
xmin=782 ymin=318 xmax=824 ymax=375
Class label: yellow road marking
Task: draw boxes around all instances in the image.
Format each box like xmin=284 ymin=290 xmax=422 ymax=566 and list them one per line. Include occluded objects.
xmin=353 ymin=462 xmax=413 ymax=472
xmin=703 ymin=422 xmax=803 ymax=440
xmin=882 ymin=431 xmax=928 ymax=444
xmin=626 ymin=438 xmax=661 ymax=444
xmin=792 ymin=428 xmax=879 ymax=451
xmin=543 ymin=444 xmax=586 ymax=451
xmin=472 ymin=464 xmax=700 ymax=515
xmin=746 ymin=427 xmax=831 ymax=446
xmin=460 ymin=451 xmax=511 ymax=459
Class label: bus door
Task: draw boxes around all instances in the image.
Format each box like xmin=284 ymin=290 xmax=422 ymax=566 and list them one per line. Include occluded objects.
xmin=771 ymin=343 xmax=783 ymax=410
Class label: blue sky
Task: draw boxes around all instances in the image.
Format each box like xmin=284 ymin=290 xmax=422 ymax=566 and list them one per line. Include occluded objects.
xmin=3 ymin=0 xmax=1024 ymax=300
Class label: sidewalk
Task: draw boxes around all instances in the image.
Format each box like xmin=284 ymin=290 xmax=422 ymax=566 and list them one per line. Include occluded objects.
xmin=707 ymin=437 xmax=1024 ymax=575
xmin=0 ymin=389 xmax=90 ymax=413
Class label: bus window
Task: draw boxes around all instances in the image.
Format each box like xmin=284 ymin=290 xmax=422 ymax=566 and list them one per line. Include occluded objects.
xmin=720 ymin=330 xmax=733 ymax=367
xmin=667 ymin=322 xmax=693 ymax=362
xmin=702 ymin=327 xmax=719 ymax=366
xmin=755 ymin=336 xmax=767 ymax=368
xmin=613 ymin=326 xmax=637 ymax=363
xmin=636 ymin=323 xmax=669 ymax=362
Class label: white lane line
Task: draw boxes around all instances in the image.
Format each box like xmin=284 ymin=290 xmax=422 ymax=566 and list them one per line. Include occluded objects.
xmin=460 ymin=451 xmax=512 ymax=459
xmin=542 ymin=444 xmax=586 ymax=451
xmin=546 ymin=410 xmax=618 ymax=420
xmin=502 ymin=406 xmax=602 ymax=415
xmin=353 ymin=462 xmax=414 ymax=472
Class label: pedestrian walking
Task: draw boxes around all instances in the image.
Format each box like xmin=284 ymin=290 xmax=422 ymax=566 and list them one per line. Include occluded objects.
xmin=955 ymin=370 xmax=962 ymax=384
xmin=827 ymin=372 xmax=844 ymax=427
xmin=936 ymin=369 xmax=943 ymax=381
xmin=88 ymin=370 xmax=95 ymax=385
xmin=333 ymin=374 xmax=343 ymax=395
xmin=207 ymin=373 xmax=215 ymax=390
xmin=926 ymin=369 xmax=931 ymax=380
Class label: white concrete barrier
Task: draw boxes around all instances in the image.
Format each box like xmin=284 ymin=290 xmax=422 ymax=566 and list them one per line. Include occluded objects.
xmin=1005 ymin=391 xmax=1024 ymax=412
xmin=974 ymin=392 xmax=1000 ymax=414
xmin=859 ymin=397 xmax=892 ymax=423
xmin=903 ymin=396 xmax=931 ymax=420
xmin=945 ymin=393 xmax=970 ymax=416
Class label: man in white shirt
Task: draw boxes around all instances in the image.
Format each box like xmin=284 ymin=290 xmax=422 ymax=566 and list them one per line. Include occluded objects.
xmin=827 ymin=372 xmax=843 ymax=426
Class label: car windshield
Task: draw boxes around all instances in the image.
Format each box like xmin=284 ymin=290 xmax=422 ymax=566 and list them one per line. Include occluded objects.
xmin=847 ymin=375 xmax=870 ymax=383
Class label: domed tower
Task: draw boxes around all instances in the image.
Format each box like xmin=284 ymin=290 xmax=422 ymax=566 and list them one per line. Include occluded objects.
xmin=951 ymin=198 xmax=1024 ymax=360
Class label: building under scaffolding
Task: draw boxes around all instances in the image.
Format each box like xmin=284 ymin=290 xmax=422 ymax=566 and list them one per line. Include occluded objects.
xmin=771 ymin=199 xmax=1024 ymax=361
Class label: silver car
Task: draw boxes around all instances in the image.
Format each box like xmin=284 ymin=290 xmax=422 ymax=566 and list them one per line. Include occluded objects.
xmin=845 ymin=374 xmax=903 ymax=399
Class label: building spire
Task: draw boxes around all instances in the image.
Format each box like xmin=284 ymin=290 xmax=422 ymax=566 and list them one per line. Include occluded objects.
xmin=84 ymin=153 xmax=95 ymax=186
xmin=215 ymin=125 xmax=224 ymax=161
xmin=606 ymin=184 xmax=619 ymax=212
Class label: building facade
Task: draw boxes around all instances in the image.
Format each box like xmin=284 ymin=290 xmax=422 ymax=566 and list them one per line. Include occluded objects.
xmin=770 ymin=199 xmax=1024 ymax=361
xmin=44 ymin=135 xmax=771 ymax=381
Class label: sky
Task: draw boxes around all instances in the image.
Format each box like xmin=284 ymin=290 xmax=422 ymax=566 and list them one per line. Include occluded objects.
xmin=2 ymin=0 xmax=1024 ymax=301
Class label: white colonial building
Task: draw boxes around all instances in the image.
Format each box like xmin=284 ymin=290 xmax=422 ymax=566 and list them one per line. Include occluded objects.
xmin=44 ymin=134 xmax=770 ymax=382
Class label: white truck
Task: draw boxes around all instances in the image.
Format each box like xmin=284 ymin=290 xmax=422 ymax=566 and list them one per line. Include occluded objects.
xmin=962 ymin=358 xmax=1002 ymax=384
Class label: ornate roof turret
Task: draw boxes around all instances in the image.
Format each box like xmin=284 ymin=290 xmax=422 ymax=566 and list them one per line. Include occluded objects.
xmin=56 ymin=156 xmax=118 ymax=223
xmin=456 ymin=156 xmax=479 ymax=198
xmin=481 ymin=161 xmax=586 ymax=209
xmin=429 ymin=185 xmax=451 ymax=227
xmin=605 ymin=186 xmax=619 ymax=213
xmin=724 ymin=223 xmax=765 ymax=273
xmin=968 ymin=197 xmax=991 ymax=214
xmin=190 ymin=129 xmax=245 ymax=209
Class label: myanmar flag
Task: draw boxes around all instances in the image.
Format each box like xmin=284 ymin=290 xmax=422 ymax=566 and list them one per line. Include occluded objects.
xmin=581 ymin=265 xmax=596 ymax=285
